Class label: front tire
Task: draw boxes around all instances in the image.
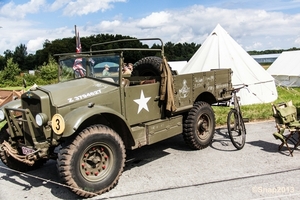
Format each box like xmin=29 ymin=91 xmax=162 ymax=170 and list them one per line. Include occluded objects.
xmin=183 ymin=101 xmax=215 ymax=150
xmin=57 ymin=125 xmax=126 ymax=198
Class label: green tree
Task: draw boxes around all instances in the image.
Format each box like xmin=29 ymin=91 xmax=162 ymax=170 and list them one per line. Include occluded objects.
xmin=25 ymin=54 xmax=37 ymax=70
xmin=35 ymin=39 xmax=52 ymax=66
xmin=1 ymin=58 xmax=21 ymax=81
xmin=3 ymin=49 xmax=13 ymax=60
xmin=164 ymin=42 xmax=175 ymax=60
xmin=13 ymin=44 xmax=28 ymax=71
xmin=43 ymin=39 xmax=51 ymax=49
xmin=0 ymin=55 xmax=5 ymax=70
xmin=39 ymin=55 xmax=59 ymax=81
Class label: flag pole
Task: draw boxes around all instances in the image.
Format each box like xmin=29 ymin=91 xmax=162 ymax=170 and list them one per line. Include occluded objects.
xmin=75 ymin=25 xmax=78 ymax=51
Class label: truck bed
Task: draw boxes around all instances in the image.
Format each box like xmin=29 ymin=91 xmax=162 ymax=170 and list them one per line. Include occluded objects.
xmin=173 ymin=68 xmax=232 ymax=111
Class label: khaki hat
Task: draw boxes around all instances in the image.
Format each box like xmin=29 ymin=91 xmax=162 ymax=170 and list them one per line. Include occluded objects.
xmin=104 ymin=64 xmax=110 ymax=68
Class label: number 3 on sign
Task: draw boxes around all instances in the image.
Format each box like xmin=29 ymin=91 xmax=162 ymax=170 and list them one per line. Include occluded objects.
xmin=51 ymin=114 xmax=65 ymax=135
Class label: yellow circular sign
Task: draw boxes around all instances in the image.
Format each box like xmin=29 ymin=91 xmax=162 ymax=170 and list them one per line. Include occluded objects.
xmin=51 ymin=114 xmax=65 ymax=135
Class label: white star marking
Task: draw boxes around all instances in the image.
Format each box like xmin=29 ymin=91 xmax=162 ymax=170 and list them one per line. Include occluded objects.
xmin=134 ymin=90 xmax=151 ymax=114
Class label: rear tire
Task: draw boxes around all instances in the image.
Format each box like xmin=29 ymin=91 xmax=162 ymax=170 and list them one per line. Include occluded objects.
xmin=227 ymin=109 xmax=246 ymax=150
xmin=183 ymin=101 xmax=215 ymax=150
xmin=57 ymin=125 xmax=125 ymax=198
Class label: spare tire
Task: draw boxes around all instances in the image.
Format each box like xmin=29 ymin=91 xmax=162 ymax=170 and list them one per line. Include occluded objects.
xmin=132 ymin=56 xmax=162 ymax=77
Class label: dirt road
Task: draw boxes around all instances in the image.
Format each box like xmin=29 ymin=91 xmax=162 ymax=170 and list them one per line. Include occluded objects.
xmin=1 ymin=120 xmax=300 ymax=200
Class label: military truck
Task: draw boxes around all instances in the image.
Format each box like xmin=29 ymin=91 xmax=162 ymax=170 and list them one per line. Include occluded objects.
xmin=0 ymin=38 xmax=232 ymax=197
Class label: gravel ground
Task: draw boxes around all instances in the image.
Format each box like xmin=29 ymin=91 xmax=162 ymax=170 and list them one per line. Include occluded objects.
xmin=1 ymin=120 xmax=300 ymax=200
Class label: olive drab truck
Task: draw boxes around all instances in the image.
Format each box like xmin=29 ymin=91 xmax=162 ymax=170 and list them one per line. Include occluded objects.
xmin=0 ymin=38 xmax=232 ymax=197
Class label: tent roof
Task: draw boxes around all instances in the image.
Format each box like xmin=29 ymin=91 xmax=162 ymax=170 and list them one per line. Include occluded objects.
xmin=180 ymin=24 xmax=275 ymax=86
xmin=180 ymin=24 xmax=277 ymax=105
xmin=267 ymin=50 xmax=300 ymax=76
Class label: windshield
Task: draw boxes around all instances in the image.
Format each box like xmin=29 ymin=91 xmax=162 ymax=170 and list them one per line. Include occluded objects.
xmin=59 ymin=54 xmax=120 ymax=83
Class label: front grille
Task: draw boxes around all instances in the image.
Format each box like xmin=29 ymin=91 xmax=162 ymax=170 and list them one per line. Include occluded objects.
xmin=22 ymin=98 xmax=41 ymax=117
xmin=21 ymin=97 xmax=45 ymax=145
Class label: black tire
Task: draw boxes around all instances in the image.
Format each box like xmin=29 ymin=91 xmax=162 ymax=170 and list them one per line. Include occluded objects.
xmin=132 ymin=56 xmax=162 ymax=77
xmin=183 ymin=101 xmax=215 ymax=150
xmin=227 ymin=109 xmax=246 ymax=150
xmin=57 ymin=125 xmax=126 ymax=198
xmin=0 ymin=124 xmax=47 ymax=172
xmin=132 ymin=56 xmax=176 ymax=77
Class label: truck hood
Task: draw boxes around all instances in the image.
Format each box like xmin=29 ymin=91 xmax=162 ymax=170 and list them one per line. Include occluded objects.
xmin=35 ymin=78 xmax=117 ymax=107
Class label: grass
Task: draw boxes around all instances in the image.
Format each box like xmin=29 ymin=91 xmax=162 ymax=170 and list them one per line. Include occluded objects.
xmin=260 ymin=63 xmax=272 ymax=70
xmin=213 ymin=86 xmax=300 ymax=126
xmin=0 ymin=121 xmax=5 ymax=130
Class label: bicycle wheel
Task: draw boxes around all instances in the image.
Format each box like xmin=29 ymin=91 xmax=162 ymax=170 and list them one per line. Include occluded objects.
xmin=227 ymin=109 xmax=246 ymax=150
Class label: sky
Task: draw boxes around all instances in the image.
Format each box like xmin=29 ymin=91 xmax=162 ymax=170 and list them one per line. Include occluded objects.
xmin=1 ymin=0 xmax=300 ymax=55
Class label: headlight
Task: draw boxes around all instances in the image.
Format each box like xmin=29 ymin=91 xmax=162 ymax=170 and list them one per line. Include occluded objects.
xmin=0 ymin=109 xmax=5 ymax=121
xmin=35 ymin=113 xmax=48 ymax=126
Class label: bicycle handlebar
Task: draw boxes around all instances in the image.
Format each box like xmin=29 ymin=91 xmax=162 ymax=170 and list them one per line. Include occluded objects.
xmin=228 ymin=84 xmax=248 ymax=93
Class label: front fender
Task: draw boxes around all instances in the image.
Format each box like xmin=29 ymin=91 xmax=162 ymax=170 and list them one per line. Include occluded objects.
xmin=0 ymin=99 xmax=21 ymax=109
xmin=62 ymin=105 xmax=130 ymax=137
xmin=0 ymin=99 xmax=21 ymax=123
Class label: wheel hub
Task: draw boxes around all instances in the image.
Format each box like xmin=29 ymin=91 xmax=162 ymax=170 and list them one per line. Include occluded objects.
xmin=199 ymin=120 xmax=207 ymax=132
xmin=81 ymin=146 xmax=110 ymax=179
xmin=197 ymin=116 xmax=210 ymax=140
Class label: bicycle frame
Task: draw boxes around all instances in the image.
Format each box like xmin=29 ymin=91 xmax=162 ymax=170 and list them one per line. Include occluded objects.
xmin=227 ymin=84 xmax=248 ymax=150
xmin=230 ymin=84 xmax=248 ymax=118
xmin=232 ymin=89 xmax=242 ymax=123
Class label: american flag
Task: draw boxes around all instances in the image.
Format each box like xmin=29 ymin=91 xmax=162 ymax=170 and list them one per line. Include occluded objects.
xmin=73 ymin=57 xmax=85 ymax=77
xmin=73 ymin=26 xmax=85 ymax=76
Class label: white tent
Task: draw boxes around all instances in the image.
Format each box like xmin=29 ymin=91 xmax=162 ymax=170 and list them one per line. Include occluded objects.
xmin=168 ymin=61 xmax=187 ymax=74
xmin=267 ymin=50 xmax=300 ymax=87
xmin=180 ymin=24 xmax=278 ymax=105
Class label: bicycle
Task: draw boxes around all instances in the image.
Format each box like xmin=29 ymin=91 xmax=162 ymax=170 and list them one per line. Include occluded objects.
xmin=227 ymin=85 xmax=248 ymax=150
